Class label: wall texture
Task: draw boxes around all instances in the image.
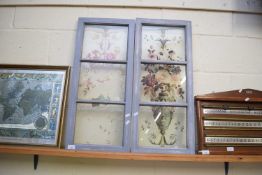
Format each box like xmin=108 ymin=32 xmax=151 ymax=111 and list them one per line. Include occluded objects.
xmin=0 ymin=1 xmax=262 ymax=175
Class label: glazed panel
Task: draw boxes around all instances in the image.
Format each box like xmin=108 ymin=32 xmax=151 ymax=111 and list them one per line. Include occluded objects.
xmin=74 ymin=104 xmax=124 ymax=146
xmin=141 ymin=26 xmax=185 ymax=61
xmin=138 ymin=106 xmax=187 ymax=148
xmin=140 ymin=64 xmax=186 ymax=103
xmin=82 ymin=25 xmax=128 ymax=61
xmin=78 ymin=63 xmax=126 ymax=101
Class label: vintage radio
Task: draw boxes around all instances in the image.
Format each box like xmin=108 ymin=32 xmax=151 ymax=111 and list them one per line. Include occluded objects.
xmin=196 ymin=89 xmax=262 ymax=155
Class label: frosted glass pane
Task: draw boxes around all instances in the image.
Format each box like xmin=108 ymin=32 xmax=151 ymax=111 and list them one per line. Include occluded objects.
xmin=139 ymin=106 xmax=187 ymax=149
xmin=140 ymin=64 xmax=186 ymax=102
xmin=78 ymin=63 xmax=126 ymax=101
xmin=74 ymin=104 xmax=124 ymax=146
xmin=142 ymin=26 xmax=185 ymax=61
xmin=82 ymin=25 xmax=128 ymax=61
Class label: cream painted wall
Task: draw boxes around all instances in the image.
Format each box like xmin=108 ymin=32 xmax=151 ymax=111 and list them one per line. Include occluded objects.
xmin=0 ymin=2 xmax=262 ymax=175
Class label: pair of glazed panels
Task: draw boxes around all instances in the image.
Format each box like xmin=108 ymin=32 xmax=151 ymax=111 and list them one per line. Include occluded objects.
xmin=65 ymin=18 xmax=194 ymax=154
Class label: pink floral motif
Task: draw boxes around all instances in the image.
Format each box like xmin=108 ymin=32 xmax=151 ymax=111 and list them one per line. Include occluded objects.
xmin=143 ymin=73 xmax=157 ymax=87
xmin=147 ymin=45 xmax=159 ymax=60
xmin=85 ymin=30 xmax=121 ymax=61
xmin=104 ymin=52 xmax=116 ymax=60
xmin=141 ymin=73 xmax=158 ymax=99
xmin=79 ymin=78 xmax=95 ymax=95
xmin=87 ymin=50 xmax=117 ymax=60
xmin=141 ymin=64 xmax=184 ymax=102
xmin=87 ymin=50 xmax=101 ymax=60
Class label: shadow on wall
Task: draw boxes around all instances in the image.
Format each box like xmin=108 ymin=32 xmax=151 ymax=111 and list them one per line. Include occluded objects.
xmin=234 ymin=0 xmax=262 ymax=12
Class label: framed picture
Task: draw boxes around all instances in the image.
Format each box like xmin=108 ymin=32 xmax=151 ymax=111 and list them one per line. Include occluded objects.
xmin=0 ymin=65 xmax=69 ymax=146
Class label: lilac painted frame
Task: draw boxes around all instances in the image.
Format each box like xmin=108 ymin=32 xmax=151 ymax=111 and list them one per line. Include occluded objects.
xmin=65 ymin=18 xmax=135 ymax=152
xmin=132 ymin=18 xmax=195 ymax=154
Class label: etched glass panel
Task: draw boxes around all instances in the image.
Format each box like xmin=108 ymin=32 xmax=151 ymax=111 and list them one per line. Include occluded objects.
xmin=139 ymin=106 xmax=187 ymax=148
xmin=142 ymin=26 xmax=185 ymax=61
xmin=140 ymin=64 xmax=186 ymax=102
xmin=78 ymin=63 xmax=126 ymax=101
xmin=74 ymin=104 xmax=124 ymax=146
xmin=82 ymin=25 xmax=128 ymax=61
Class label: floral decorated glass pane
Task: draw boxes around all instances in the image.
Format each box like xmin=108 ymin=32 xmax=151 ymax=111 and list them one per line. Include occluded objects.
xmin=140 ymin=64 xmax=186 ymax=103
xmin=82 ymin=25 xmax=128 ymax=61
xmin=78 ymin=63 xmax=126 ymax=101
xmin=142 ymin=26 xmax=185 ymax=61
xmin=139 ymin=106 xmax=187 ymax=148
xmin=74 ymin=104 xmax=124 ymax=146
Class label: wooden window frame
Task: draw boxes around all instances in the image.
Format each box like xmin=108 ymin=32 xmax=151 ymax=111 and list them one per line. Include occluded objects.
xmin=65 ymin=18 xmax=194 ymax=154
xmin=65 ymin=18 xmax=135 ymax=152
xmin=132 ymin=18 xmax=195 ymax=154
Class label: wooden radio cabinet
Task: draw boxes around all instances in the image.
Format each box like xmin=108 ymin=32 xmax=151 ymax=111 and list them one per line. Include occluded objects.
xmin=196 ymin=89 xmax=262 ymax=155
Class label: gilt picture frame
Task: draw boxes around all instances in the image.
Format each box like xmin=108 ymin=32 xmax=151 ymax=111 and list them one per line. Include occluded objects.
xmin=0 ymin=65 xmax=69 ymax=146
